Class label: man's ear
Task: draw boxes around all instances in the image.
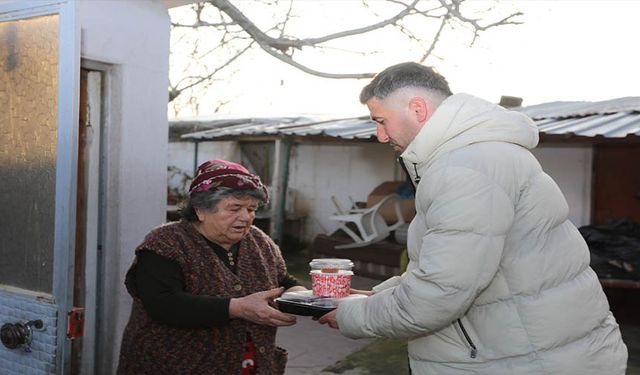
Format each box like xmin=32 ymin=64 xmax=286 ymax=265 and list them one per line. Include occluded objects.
xmin=409 ymin=97 xmax=429 ymax=123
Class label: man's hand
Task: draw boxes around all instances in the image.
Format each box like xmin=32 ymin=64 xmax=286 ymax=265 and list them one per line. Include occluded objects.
xmin=318 ymin=309 xmax=339 ymax=329
xmin=350 ymin=288 xmax=373 ymax=296
xmin=317 ymin=288 xmax=373 ymax=328
xmin=229 ymin=287 xmax=297 ymax=326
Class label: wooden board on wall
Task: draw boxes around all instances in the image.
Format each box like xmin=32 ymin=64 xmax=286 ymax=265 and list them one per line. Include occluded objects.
xmin=593 ymin=145 xmax=640 ymax=225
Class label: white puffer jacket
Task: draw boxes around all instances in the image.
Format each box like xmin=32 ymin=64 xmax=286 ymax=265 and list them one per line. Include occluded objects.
xmin=337 ymin=94 xmax=627 ymax=374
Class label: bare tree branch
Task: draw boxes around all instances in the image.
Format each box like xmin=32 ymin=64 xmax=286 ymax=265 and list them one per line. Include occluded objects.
xmin=419 ymin=15 xmax=448 ymax=63
xmin=172 ymin=20 xmax=235 ymax=28
xmin=169 ymin=42 xmax=253 ymax=102
xmin=208 ymin=0 xmax=380 ymax=78
xmin=212 ymin=0 xmax=419 ymax=50
xmin=445 ymin=0 xmax=523 ymax=31
xmin=168 ymin=0 xmax=524 ymax=110
xmin=439 ymin=0 xmax=522 ymax=44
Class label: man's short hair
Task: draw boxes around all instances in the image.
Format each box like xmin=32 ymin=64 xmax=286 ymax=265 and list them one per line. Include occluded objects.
xmin=360 ymin=62 xmax=452 ymax=104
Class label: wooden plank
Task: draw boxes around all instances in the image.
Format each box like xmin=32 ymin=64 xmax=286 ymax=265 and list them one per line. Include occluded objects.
xmin=593 ymin=144 xmax=640 ymax=224
xmin=599 ymin=278 xmax=640 ymax=289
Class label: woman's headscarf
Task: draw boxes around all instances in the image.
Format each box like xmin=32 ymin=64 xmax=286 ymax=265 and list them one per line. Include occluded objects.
xmin=188 ymin=159 xmax=269 ymax=204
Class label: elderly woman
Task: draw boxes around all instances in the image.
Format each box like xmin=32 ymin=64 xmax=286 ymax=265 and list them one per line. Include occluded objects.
xmin=117 ymin=160 xmax=305 ymax=375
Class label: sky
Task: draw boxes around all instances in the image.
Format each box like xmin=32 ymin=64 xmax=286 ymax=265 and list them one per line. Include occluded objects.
xmin=169 ymin=0 xmax=640 ymax=119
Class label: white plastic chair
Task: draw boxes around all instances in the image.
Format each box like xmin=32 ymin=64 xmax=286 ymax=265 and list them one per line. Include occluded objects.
xmin=329 ymin=193 xmax=405 ymax=249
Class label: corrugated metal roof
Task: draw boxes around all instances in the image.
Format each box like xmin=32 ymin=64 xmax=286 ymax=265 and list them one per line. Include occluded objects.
xmin=182 ymin=116 xmax=378 ymax=140
xmin=514 ymin=97 xmax=640 ymax=119
xmin=534 ymin=112 xmax=640 ymax=138
xmin=178 ymin=97 xmax=640 ymax=141
xmin=513 ymin=96 xmax=640 ymax=138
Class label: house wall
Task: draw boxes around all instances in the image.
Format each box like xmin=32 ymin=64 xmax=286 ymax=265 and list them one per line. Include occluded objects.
xmin=168 ymin=140 xmax=240 ymax=198
xmin=289 ymin=143 xmax=594 ymax=243
xmin=168 ymin=141 xmax=593 ymax=246
xmin=287 ymin=142 xmax=398 ymax=241
xmin=531 ymin=145 xmax=593 ymax=227
xmin=77 ymin=1 xmax=170 ymax=373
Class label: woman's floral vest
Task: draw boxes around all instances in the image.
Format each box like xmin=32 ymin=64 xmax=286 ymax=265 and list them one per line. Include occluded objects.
xmin=118 ymin=220 xmax=288 ymax=374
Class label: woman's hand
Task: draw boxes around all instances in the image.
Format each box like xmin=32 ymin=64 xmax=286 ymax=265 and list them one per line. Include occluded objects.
xmin=229 ymin=287 xmax=297 ymax=327
xmin=285 ymin=285 xmax=308 ymax=293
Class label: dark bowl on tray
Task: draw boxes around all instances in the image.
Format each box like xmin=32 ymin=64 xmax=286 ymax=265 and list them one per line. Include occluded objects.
xmin=275 ymin=290 xmax=366 ymax=318
xmin=275 ymin=298 xmax=335 ymax=318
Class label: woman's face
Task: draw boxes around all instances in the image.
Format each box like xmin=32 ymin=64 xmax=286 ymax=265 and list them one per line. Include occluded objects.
xmin=195 ymin=195 xmax=260 ymax=248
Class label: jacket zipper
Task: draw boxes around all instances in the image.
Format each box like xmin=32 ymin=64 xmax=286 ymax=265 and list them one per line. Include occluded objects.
xmin=400 ymin=160 xmax=475 ymax=357
xmin=457 ymin=319 xmax=478 ymax=359
xmin=398 ymin=157 xmax=421 ymax=189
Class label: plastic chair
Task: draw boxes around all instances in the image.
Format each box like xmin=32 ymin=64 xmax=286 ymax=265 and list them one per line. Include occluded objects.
xmin=329 ymin=193 xmax=405 ymax=249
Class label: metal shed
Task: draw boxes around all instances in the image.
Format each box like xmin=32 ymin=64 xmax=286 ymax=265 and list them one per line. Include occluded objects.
xmin=171 ymin=96 xmax=640 ymax=243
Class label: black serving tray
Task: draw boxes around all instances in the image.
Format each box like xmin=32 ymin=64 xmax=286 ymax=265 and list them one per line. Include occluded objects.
xmin=275 ymin=299 xmax=335 ymax=318
xmin=275 ymin=291 xmax=367 ymax=318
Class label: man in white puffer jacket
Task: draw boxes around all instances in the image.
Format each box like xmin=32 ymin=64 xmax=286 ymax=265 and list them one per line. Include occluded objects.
xmin=319 ymin=62 xmax=627 ymax=374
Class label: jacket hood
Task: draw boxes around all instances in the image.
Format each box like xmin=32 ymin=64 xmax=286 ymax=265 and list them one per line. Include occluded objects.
xmin=401 ymin=93 xmax=539 ymax=167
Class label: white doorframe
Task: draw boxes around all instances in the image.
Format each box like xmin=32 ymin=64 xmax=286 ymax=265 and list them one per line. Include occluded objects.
xmin=78 ymin=59 xmax=110 ymax=375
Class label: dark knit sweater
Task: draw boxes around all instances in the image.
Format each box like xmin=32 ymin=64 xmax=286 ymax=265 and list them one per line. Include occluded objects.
xmin=117 ymin=220 xmax=292 ymax=375
xmin=134 ymin=238 xmax=299 ymax=327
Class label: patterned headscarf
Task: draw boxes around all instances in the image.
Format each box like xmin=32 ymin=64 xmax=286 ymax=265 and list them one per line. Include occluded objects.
xmin=188 ymin=159 xmax=269 ymax=203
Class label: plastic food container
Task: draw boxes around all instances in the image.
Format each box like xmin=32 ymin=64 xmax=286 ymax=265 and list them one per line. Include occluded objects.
xmin=309 ymin=258 xmax=354 ymax=298
xmin=275 ymin=290 xmax=367 ymax=318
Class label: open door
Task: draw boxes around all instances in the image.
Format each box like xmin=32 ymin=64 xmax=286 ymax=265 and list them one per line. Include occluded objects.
xmin=0 ymin=1 xmax=80 ymax=374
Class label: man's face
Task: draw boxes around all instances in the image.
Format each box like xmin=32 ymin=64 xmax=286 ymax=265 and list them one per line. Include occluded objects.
xmin=366 ymin=97 xmax=420 ymax=153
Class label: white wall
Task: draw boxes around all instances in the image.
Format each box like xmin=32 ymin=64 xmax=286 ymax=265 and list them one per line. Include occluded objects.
xmin=532 ymin=145 xmax=593 ymax=227
xmin=168 ymin=140 xmax=241 ymax=196
xmin=168 ymin=141 xmax=594 ymax=245
xmin=287 ymin=142 xmax=398 ymax=241
xmin=78 ymin=1 xmax=170 ymax=373
xmin=287 ymin=143 xmax=594 ymax=242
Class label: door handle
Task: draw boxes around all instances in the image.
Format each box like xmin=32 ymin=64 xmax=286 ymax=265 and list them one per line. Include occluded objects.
xmin=0 ymin=319 xmax=44 ymax=352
